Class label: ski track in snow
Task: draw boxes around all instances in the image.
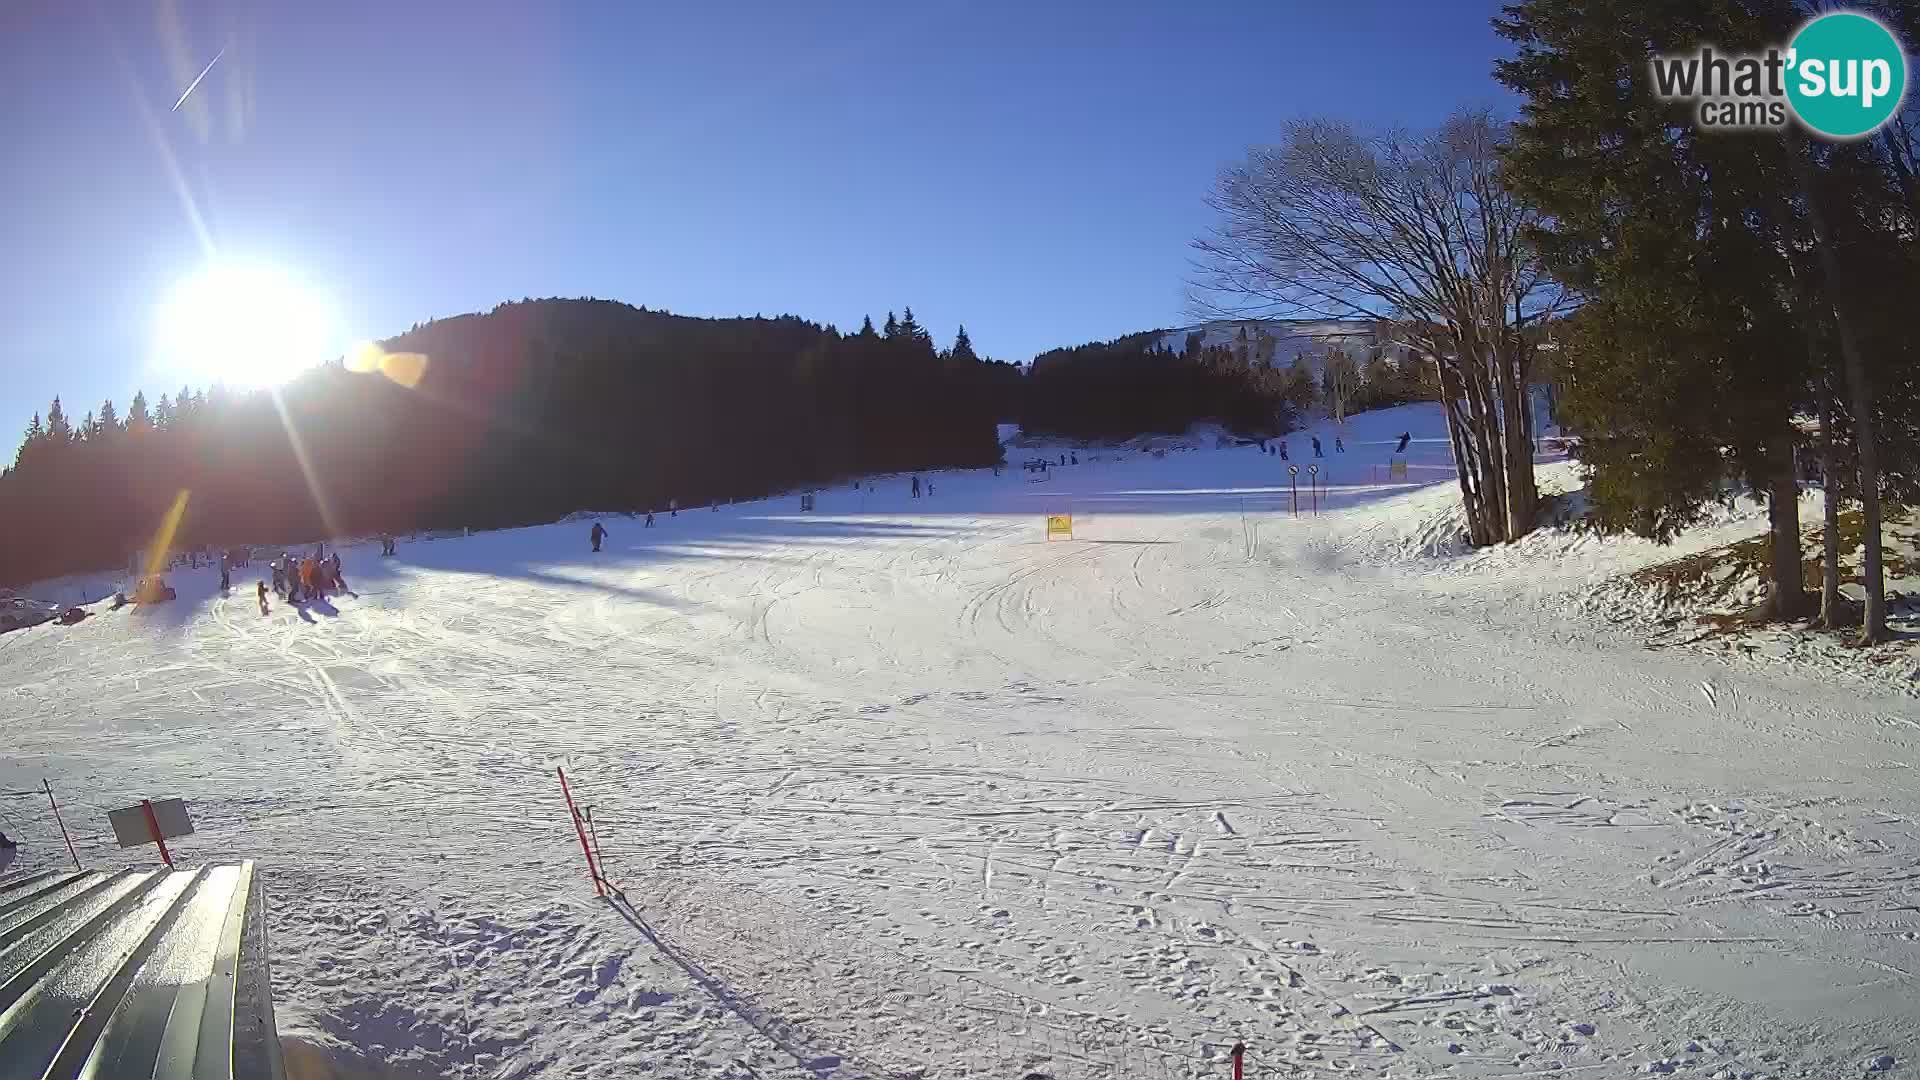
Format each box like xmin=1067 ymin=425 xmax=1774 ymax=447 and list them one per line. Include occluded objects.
xmin=2 ymin=404 xmax=1917 ymax=1079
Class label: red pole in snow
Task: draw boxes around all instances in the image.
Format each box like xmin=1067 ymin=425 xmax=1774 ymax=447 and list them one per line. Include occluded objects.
xmin=42 ymin=779 xmax=81 ymax=871
xmin=140 ymin=798 xmax=173 ymax=869
xmin=557 ymin=767 xmax=604 ymax=897
xmin=1231 ymin=1042 xmax=1245 ymax=1080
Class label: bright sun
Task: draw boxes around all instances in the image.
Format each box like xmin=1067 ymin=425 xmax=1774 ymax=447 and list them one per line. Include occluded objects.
xmin=156 ymin=263 xmax=339 ymax=388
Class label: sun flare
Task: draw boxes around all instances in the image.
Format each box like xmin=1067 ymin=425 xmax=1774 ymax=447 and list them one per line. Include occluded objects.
xmin=156 ymin=263 xmax=338 ymax=388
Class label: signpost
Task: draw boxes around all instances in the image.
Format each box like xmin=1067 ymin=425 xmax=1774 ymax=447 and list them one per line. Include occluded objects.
xmin=1308 ymin=463 xmax=1320 ymax=515
xmin=108 ymin=797 xmax=193 ymax=868
xmin=1288 ymin=464 xmax=1299 ymax=515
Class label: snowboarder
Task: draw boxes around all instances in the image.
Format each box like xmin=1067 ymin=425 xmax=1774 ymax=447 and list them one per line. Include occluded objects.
xmin=381 ymin=534 xmax=397 ymax=556
xmin=591 ymin=521 xmax=608 ymax=552
xmin=1059 ymin=453 xmax=1066 ymax=465
xmin=1070 ymin=452 xmax=1078 ymax=465
xmin=911 ymin=476 xmax=921 ymax=498
xmin=927 ymin=481 xmax=935 ymax=496
xmin=1335 ymin=436 xmax=1344 ymax=453
xmin=219 ymin=553 xmax=231 ymax=592
xmin=1311 ymin=436 xmax=1323 ymax=458
xmin=1395 ymin=431 xmax=1411 ymax=455
xmin=1278 ymin=442 xmax=1289 ymax=460
xmin=644 ymin=512 xmax=655 ymax=528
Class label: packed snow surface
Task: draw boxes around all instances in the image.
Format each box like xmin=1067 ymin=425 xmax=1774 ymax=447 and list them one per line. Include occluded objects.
xmin=3 ymin=404 xmax=1914 ymax=1079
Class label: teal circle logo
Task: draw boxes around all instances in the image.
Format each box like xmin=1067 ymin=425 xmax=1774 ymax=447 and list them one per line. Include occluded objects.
xmin=1786 ymin=12 xmax=1907 ymax=138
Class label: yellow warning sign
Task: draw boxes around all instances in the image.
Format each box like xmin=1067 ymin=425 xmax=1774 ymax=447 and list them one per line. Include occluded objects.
xmin=1046 ymin=514 xmax=1073 ymax=540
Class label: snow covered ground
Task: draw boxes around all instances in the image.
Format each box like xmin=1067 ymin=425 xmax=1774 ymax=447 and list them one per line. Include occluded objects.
xmin=3 ymin=403 xmax=1916 ymax=1080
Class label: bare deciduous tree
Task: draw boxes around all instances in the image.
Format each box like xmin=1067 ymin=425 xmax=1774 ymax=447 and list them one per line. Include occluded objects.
xmin=1191 ymin=110 xmax=1567 ymax=545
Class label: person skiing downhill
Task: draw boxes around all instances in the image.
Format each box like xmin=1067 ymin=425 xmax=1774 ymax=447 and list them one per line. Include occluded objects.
xmin=1278 ymin=441 xmax=1289 ymax=461
xmin=1395 ymin=431 xmax=1411 ymax=455
xmin=1311 ymin=436 xmax=1323 ymax=458
xmin=591 ymin=521 xmax=608 ymax=552
xmin=1335 ymin=436 xmax=1344 ymax=453
xmin=911 ymin=476 xmax=921 ymax=498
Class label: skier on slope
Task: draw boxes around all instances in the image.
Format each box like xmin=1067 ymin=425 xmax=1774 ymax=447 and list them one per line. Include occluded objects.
xmin=1311 ymin=436 xmax=1323 ymax=458
xmin=1278 ymin=441 xmax=1289 ymax=461
xmin=1335 ymin=436 xmax=1344 ymax=453
xmin=1396 ymin=431 xmax=1411 ymax=455
xmin=591 ymin=521 xmax=608 ymax=552
xmin=911 ymin=476 xmax=921 ymax=498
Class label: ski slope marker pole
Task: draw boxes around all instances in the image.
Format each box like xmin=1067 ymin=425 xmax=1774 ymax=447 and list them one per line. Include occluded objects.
xmin=43 ymin=779 xmax=81 ymax=871
xmin=557 ymin=767 xmax=604 ymax=897
xmin=140 ymin=798 xmax=173 ymax=868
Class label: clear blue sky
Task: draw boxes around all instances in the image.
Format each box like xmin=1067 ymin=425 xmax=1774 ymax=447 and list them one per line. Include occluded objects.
xmin=1 ymin=0 xmax=1514 ymax=435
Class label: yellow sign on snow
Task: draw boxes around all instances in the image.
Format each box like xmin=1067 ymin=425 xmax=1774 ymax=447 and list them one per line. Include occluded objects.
xmin=1046 ymin=514 xmax=1073 ymax=540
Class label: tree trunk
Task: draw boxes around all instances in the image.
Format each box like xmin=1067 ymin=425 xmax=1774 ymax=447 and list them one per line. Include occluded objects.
xmin=1436 ymin=360 xmax=1491 ymax=546
xmin=1456 ymin=335 xmax=1509 ymax=543
xmin=1817 ymin=395 xmax=1845 ymax=627
xmin=1796 ymin=142 xmax=1889 ymax=643
xmin=1765 ymin=438 xmax=1808 ymax=621
xmin=1497 ymin=335 xmax=1537 ymax=540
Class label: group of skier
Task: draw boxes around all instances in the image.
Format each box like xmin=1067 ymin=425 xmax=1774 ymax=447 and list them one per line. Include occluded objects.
xmin=1256 ymin=431 xmax=1411 ymax=461
xmin=268 ymin=550 xmax=347 ymax=604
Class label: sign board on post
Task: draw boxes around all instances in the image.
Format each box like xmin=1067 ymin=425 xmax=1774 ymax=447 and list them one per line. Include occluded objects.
xmin=1045 ymin=514 xmax=1073 ymax=540
xmin=109 ymin=797 xmax=193 ymax=867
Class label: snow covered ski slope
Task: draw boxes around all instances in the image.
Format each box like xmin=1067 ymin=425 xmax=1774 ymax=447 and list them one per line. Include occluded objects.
xmin=2 ymin=404 xmax=1915 ymax=1079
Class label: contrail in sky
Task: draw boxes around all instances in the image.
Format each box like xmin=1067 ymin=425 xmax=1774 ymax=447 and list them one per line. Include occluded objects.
xmin=171 ymin=48 xmax=224 ymax=112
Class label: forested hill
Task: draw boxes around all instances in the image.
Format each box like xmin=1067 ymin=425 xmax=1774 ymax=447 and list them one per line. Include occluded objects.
xmin=0 ymin=298 xmax=1017 ymax=587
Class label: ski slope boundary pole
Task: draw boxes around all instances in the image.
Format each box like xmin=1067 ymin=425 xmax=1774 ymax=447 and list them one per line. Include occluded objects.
xmin=42 ymin=779 xmax=81 ymax=871
xmin=140 ymin=798 xmax=174 ymax=868
xmin=556 ymin=767 xmax=604 ymax=897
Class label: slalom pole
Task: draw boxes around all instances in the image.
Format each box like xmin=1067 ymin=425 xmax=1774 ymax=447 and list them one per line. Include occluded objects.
xmin=43 ymin=779 xmax=81 ymax=871
xmin=556 ymin=767 xmax=604 ymax=897
xmin=140 ymin=798 xmax=174 ymax=868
